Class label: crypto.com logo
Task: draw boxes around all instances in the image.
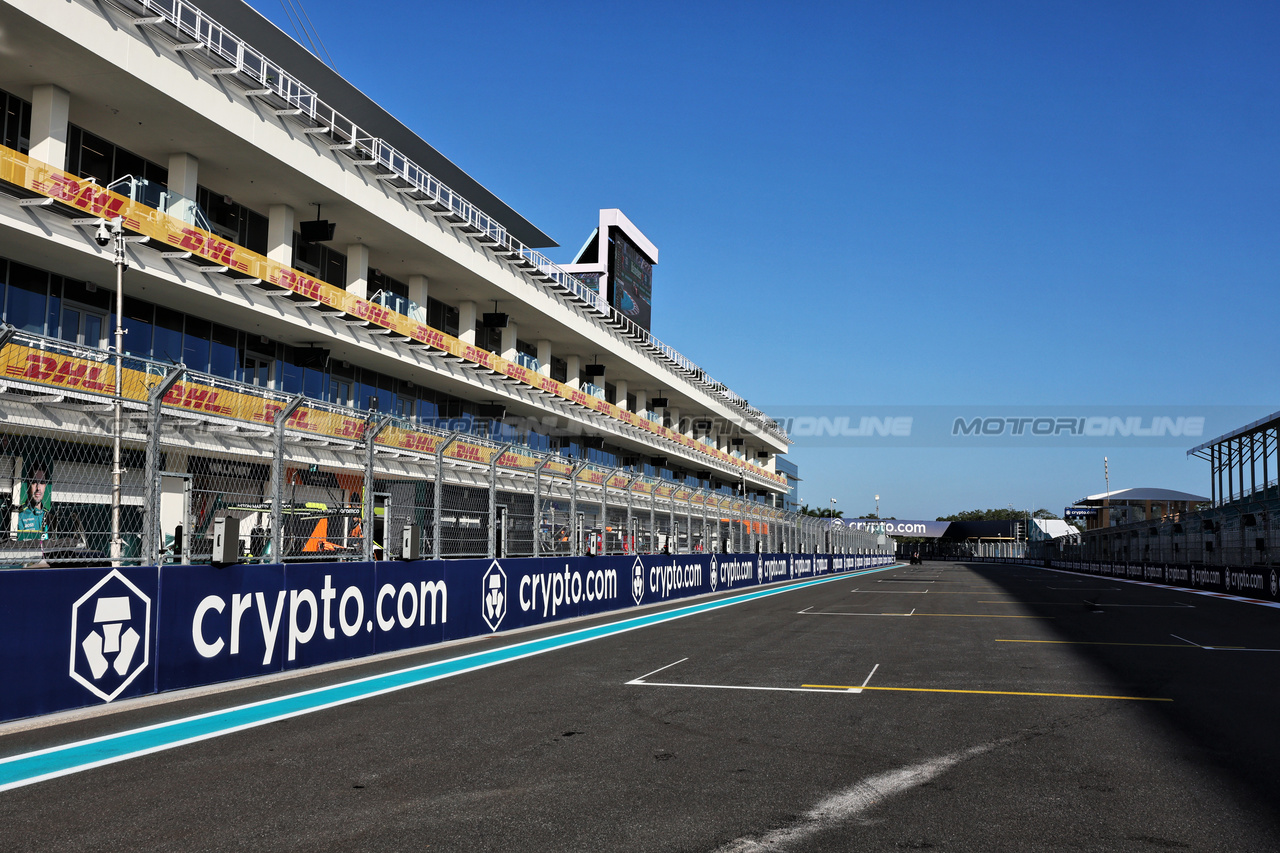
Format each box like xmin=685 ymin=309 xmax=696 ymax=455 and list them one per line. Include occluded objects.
xmin=631 ymin=558 xmax=645 ymax=606
xmin=482 ymin=562 xmax=507 ymax=632
xmin=70 ymin=570 xmax=151 ymax=702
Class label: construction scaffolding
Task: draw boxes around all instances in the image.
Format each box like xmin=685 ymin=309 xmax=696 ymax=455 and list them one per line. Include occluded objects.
xmin=0 ymin=329 xmax=884 ymax=567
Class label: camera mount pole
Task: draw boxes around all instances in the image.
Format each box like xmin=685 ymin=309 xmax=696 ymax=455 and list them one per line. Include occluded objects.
xmin=110 ymin=217 xmax=127 ymax=566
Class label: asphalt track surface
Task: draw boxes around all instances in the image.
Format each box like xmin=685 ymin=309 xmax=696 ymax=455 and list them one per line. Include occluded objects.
xmin=3 ymin=560 xmax=1279 ymax=852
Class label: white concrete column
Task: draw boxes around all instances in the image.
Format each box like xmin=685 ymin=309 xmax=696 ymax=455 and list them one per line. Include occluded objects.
xmin=500 ymin=320 xmax=517 ymax=361
xmin=667 ymin=407 xmax=679 ymax=432
xmin=458 ymin=301 xmax=477 ymax=345
xmin=536 ymin=340 xmax=551 ymax=375
xmin=565 ymin=355 xmax=581 ymax=390
xmin=30 ymin=85 xmax=70 ymax=168
xmin=345 ymin=244 xmax=370 ymax=299
xmin=267 ymin=204 xmax=295 ymax=266
xmin=408 ymin=274 xmax=429 ymax=309
xmin=615 ymin=380 xmax=628 ymax=411
xmin=167 ymin=153 xmax=199 ymax=202
xmin=634 ymin=390 xmax=647 ymax=415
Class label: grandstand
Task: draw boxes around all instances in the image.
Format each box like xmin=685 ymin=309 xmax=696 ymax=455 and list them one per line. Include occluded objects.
xmin=1039 ymin=413 xmax=1278 ymax=568
xmin=0 ymin=0 xmax=839 ymax=563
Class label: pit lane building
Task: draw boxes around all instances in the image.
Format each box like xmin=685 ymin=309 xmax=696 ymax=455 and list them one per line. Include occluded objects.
xmin=0 ymin=0 xmax=820 ymax=561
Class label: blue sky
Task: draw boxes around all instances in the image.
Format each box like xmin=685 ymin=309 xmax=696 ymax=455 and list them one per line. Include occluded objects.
xmin=246 ymin=0 xmax=1279 ymax=519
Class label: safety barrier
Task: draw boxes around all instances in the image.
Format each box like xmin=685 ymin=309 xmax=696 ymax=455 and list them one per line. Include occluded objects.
xmin=0 ymin=551 xmax=897 ymax=722
xmin=942 ymin=555 xmax=1280 ymax=604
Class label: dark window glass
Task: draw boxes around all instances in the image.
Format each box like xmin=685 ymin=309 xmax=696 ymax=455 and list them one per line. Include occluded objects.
xmin=144 ymin=161 xmax=168 ymax=188
xmin=113 ymin=148 xmax=146 ymax=184
xmin=122 ymin=297 xmax=153 ymax=358
xmin=5 ymin=261 xmax=47 ymax=333
xmin=323 ymin=250 xmax=346 ymax=288
xmin=303 ymin=368 xmax=324 ymax=399
xmin=182 ymin=317 xmax=211 ymax=372
xmin=46 ymin=275 xmax=60 ymax=339
xmin=152 ymin=307 xmax=183 ymax=363
xmin=61 ymin=276 xmax=110 ymax=311
xmin=64 ymin=126 xmax=81 ymax=171
xmin=209 ymin=324 xmax=237 ymax=379
xmin=76 ymin=130 xmax=113 ymax=185
xmin=243 ymin=210 xmax=268 ymax=254
xmin=550 ymin=356 xmax=567 ymax=384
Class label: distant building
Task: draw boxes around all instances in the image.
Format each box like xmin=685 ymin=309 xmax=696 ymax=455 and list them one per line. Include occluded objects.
xmin=775 ymin=458 xmax=800 ymax=512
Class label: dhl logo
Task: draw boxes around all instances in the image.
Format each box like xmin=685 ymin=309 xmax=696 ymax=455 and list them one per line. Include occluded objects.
xmin=5 ymin=353 xmax=115 ymax=392
xmin=163 ymin=383 xmax=233 ymax=415
xmin=273 ymin=268 xmax=323 ymax=302
xmin=410 ymin=327 xmax=448 ymax=349
xmin=170 ymin=228 xmax=249 ymax=272
xmin=581 ymin=472 xmax=604 ymax=484
xmin=388 ymin=432 xmax=440 ymax=454
xmin=462 ymin=345 xmax=493 ymax=368
xmin=351 ymin=300 xmax=393 ymax=326
xmin=34 ymin=174 xmax=127 ymax=220
xmin=450 ymin=444 xmax=484 ymax=463
xmin=507 ymin=365 xmax=529 ymax=383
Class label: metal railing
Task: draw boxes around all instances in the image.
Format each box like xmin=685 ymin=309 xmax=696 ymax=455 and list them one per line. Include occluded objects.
xmin=0 ymin=330 xmax=883 ymax=567
xmin=108 ymin=0 xmax=789 ymax=445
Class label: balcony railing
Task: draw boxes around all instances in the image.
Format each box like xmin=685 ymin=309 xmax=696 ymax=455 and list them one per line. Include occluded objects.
xmin=110 ymin=0 xmax=789 ymax=445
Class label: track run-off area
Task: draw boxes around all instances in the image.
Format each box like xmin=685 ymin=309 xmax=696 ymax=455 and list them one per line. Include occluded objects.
xmin=3 ymin=560 xmax=1279 ymax=852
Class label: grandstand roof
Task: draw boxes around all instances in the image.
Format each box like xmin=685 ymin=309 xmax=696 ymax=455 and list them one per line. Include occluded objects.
xmin=1076 ymin=488 xmax=1209 ymax=505
xmin=1033 ymin=518 xmax=1078 ymax=539
xmin=198 ymin=0 xmax=557 ymax=249
xmin=1187 ymin=408 xmax=1280 ymax=458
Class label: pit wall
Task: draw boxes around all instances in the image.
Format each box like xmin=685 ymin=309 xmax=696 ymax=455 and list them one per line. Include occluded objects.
xmin=0 ymin=552 xmax=896 ymax=723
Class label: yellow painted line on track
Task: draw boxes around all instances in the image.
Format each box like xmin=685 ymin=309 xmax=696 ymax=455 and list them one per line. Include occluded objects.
xmin=801 ymin=684 xmax=1171 ymax=702
xmin=915 ymin=613 xmax=1054 ymax=619
xmin=996 ymin=639 xmax=1243 ymax=649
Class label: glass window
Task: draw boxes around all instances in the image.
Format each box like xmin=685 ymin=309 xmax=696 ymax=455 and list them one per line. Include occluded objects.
xmin=60 ymin=304 xmax=108 ymax=348
xmin=113 ymin=148 xmax=146 ymax=185
xmin=241 ymin=353 xmax=273 ymax=388
xmin=76 ymin=130 xmax=113 ymax=185
xmin=210 ymin=324 xmax=237 ymax=379
xmin=122 ymin=298 xmax=153 ymax=358
xmin=152 ymin=307 xmax=183 ymax=363
xmin=329 ymin=377 xmax=351 ymax=407
xmin=182 ymin=317 xmax=211 ymax=372
xmin=243 ymin=210 xmax=268 ymax=255
xmin=4 ymin=261 xmax=47 ymax=334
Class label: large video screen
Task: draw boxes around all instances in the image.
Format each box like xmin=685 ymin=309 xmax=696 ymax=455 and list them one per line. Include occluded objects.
xmin=608 ymin=229 xmax=653 ymax=331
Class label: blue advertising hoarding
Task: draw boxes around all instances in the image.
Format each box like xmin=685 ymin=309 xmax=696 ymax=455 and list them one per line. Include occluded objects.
xmin=0 ymin=552 xmax=895 ymax=722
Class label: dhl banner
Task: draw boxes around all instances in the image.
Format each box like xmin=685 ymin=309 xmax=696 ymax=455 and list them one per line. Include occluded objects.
xmin=0 ymin=146 xmax=787 ymax=488
xmin=0 ymin=340 xmax=788 ymax=515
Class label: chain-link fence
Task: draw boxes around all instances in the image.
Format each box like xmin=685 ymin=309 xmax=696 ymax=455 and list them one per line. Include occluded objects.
xmin=0 ymin=329 xmax=889 ymax=567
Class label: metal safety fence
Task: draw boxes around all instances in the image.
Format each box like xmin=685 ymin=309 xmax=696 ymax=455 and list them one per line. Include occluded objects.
xmin=0 ymin=330 xmax=887 ymax=568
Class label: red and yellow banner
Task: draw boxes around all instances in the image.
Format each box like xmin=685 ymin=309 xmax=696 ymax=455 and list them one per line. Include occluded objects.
xmin=0 ymin=145 xmax=787 ymax=487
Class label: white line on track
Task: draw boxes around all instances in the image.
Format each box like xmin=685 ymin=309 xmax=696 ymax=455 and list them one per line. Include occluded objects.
xmin=799 ymin=609 xmax=915 ymax=617
xmin=712 ymin=741 xmax=1000 ymax=852
xmin=1170 ymin=634 xmax=1280 ymax=652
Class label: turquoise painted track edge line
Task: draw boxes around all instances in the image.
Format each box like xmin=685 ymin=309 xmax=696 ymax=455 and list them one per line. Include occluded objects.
xmin=0 ymin=563 xmax=902 ymax=792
